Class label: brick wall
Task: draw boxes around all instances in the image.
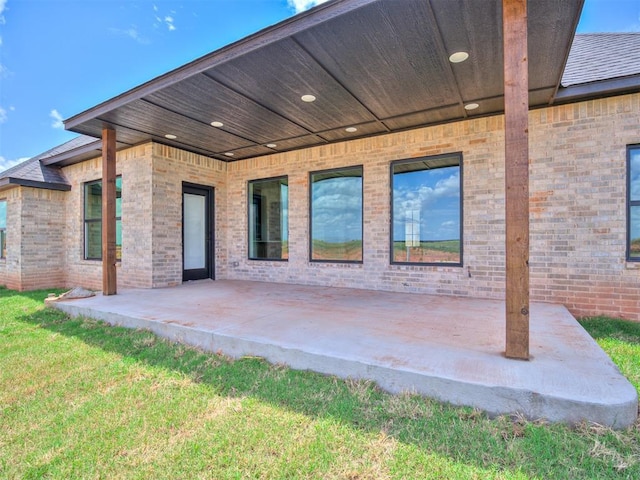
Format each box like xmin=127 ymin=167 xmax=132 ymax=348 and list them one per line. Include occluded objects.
xmin=0 ymin=186 xmax=66 ymax=291
xmin=529 ymin=95 xmax=640 ymax=319
xmin=224 ymin=93 xmax=640 ymax=320
xmin=62 ymin=144 xmax=155 ymax=290
xmin=2 ymin=93 xmax=638 ymax=320
xmin=151 ymin=143 xmax=228 ymax=287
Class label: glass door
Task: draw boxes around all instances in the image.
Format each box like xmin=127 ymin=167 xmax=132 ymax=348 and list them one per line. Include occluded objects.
xmin=182 ymin=184 xmax=214 ymax=281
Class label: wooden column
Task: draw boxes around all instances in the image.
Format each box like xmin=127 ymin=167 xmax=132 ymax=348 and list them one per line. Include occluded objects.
xmin=102 ymin=127 xmax=117 ymax=295
xmin=503 ymin=0 xmax=529 ymax=359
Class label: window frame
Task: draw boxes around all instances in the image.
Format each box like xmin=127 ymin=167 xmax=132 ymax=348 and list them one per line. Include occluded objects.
xmin=627 ymin=145 xmax=640 ymax=262
xmin=83 ymin=176 xmax=122 ymax=261
xmin=0 ymin=199 xmax=6 ymax=260
xmin=389 ymin=152 xmax=463 ymax=267
xmin=309 ymin=165 xmax=364 ymax=264
xmin=247 ymin=175 xmax=289 ymax=262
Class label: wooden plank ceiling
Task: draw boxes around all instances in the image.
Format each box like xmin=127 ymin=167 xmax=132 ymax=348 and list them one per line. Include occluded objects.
xmin=65 ymin=0 xmax=584 ymax=162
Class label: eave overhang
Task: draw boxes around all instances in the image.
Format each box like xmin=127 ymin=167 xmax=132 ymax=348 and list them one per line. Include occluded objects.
xmin=62 ymin=0 xmax=585 ymax=163
xmin=0 ymin=177 xmax=71 ymax=192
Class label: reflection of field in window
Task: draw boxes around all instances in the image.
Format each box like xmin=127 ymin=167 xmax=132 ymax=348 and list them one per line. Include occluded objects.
xmin=630 ymin=147 xmax=640 ymax=260
xmin=311 ymin=167 xmax=362 ymax=262
xmin=392 ymin=155 xmax=461 ymax=265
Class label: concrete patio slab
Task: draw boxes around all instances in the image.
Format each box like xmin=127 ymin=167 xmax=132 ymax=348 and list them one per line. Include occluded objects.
xmin=51 ymin=280 xmax=638 ymax=429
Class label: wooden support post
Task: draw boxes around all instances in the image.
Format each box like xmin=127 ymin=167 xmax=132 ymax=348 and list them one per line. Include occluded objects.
xmin=503 ymin=0 xmax=529 ymax=359
xmin=102 ymin=127 xmax=117 ymax=295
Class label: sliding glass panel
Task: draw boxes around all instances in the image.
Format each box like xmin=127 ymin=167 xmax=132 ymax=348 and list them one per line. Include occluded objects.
xmin=249 ymin=177 xmax=288 ymax=260
xmin=392 ymin=154 xmax=462 ymax=265
xmin=310 ymin=166 xmax=362 ymax=262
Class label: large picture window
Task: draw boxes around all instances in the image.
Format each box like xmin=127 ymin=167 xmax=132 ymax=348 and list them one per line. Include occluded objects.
xmin=391 ymin=153 xmax=462 ymax=265
xmin=84 ymin=177 xmax=122 ymax=260
xmin=628 ymin=146 xmax=640 ymax=261
xmin=0 ymin=200 xmax=6 ymax=259
xmin=249 ymin=176 xmax=288 ymax=260
xmin=310 ymin=166 xmax=363 ymax=262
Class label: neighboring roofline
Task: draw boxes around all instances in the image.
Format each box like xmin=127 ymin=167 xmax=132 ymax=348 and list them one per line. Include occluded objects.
xmin=0 ymin=177 xmax=71 ymax=192
xmin=64 ymin=0 xmax=376 ymax=131
xmin=554 ymin=74 xmax=640 ymax=103
xmin=40 ymin=139 xmax=103 ymax=166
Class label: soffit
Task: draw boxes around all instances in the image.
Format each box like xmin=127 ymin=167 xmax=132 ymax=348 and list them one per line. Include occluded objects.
xmin=64 ymin=0 xmax=584 ymax=163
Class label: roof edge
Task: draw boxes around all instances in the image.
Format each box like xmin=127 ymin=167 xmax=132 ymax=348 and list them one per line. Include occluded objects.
xmin=3 ymin=177 xmax=71 ymax=192
xmin=555 ymin=74 xmax=640 ymax=103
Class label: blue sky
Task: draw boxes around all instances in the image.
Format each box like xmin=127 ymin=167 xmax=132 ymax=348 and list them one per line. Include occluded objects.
xmin=0 ymin=0 xmax=639 ymax=172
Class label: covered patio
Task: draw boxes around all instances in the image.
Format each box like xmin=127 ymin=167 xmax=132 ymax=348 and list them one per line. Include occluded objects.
xmin=51 ymin=280 xmax=637 ymax=429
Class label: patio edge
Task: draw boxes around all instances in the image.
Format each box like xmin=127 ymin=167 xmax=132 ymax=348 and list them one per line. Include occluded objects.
xmin=52 ymin=301 xmax=638 ymax=429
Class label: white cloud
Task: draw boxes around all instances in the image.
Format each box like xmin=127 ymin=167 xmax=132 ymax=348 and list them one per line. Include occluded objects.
xmin=287 ymin=0 xmax=330 ymax=14
xmin=395 ymin=171 xmax=461 ymax=214
xmin=153 ymin=5 xmax=176 ymax=31
xmin=164 ymin=15 xmax=176 ymax=31
xmin=0 ymin=106 xmax=7 ymax=124
xmin=0 ymin=156 xmax=30 ymax=173
xmin=109 ymin=26 xmax=150 ymax=45
xmin=50 ymin=109 xmax=64 ymax=129
xmin=312 ymin=176 xmax=362 ymax=242
xmin=0 ymin=0 xmax=6 ymax=25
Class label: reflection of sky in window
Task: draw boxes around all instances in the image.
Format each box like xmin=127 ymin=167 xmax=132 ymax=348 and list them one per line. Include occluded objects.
xmin=312 ymin=176 xmax=362 ymax=242
xmin=631 ymin=149 xmax=640 ymax=201
xmin=631 ymin=207 xmax=640 ymax=242
xmin=393 ymin=166 xmax=460 ymax=241
xmin=0 ymin=200 xmax=6 ymax=229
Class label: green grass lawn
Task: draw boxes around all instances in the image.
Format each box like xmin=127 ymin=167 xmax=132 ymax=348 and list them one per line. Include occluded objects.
xmin=1 ymin=287 xmax=639 ymax=479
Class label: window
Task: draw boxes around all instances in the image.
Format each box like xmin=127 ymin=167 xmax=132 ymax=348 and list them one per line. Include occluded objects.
xmin=249 ymin=177 xmax=288 ymax=260
xmin=0 ymin=200 xmax=6 ymax=259
xmin=628 ymin=146 xmax=640 ymax=261
xmin=391 ymin=153 xmax=462 ymax=265
xmin=84 ymin=177 xmax=122 ymax=260
xmin=310 ymin=166 xmax=363 ymax=262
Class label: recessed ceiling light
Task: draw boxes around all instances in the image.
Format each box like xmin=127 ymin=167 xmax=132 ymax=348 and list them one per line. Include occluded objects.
xmin=164 ymin=134 xmax=177 ymax=139
xmin=266 ymin=143 xmax=277 ymax=148
xmin=224 ymin=152 xmax=235 ymax=157
xmin=464 ymin=103 xmax=480 ymax=111
xmin=211 ymin=121 xmax=224 ymax=127
xmin=301 ymin=94 xmax=316 ymax=103
xmin=449 ymin=51 xmax=469 ymax=63
xmin=345 ymin=127 xmax=358 ymax=133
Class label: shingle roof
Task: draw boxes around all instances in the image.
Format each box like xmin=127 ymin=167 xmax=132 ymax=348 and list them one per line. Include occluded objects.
xmin=0 ymin=135 xmax=97 ymax=191
xmin=562 ymin=33 xmax=640 ymax=87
